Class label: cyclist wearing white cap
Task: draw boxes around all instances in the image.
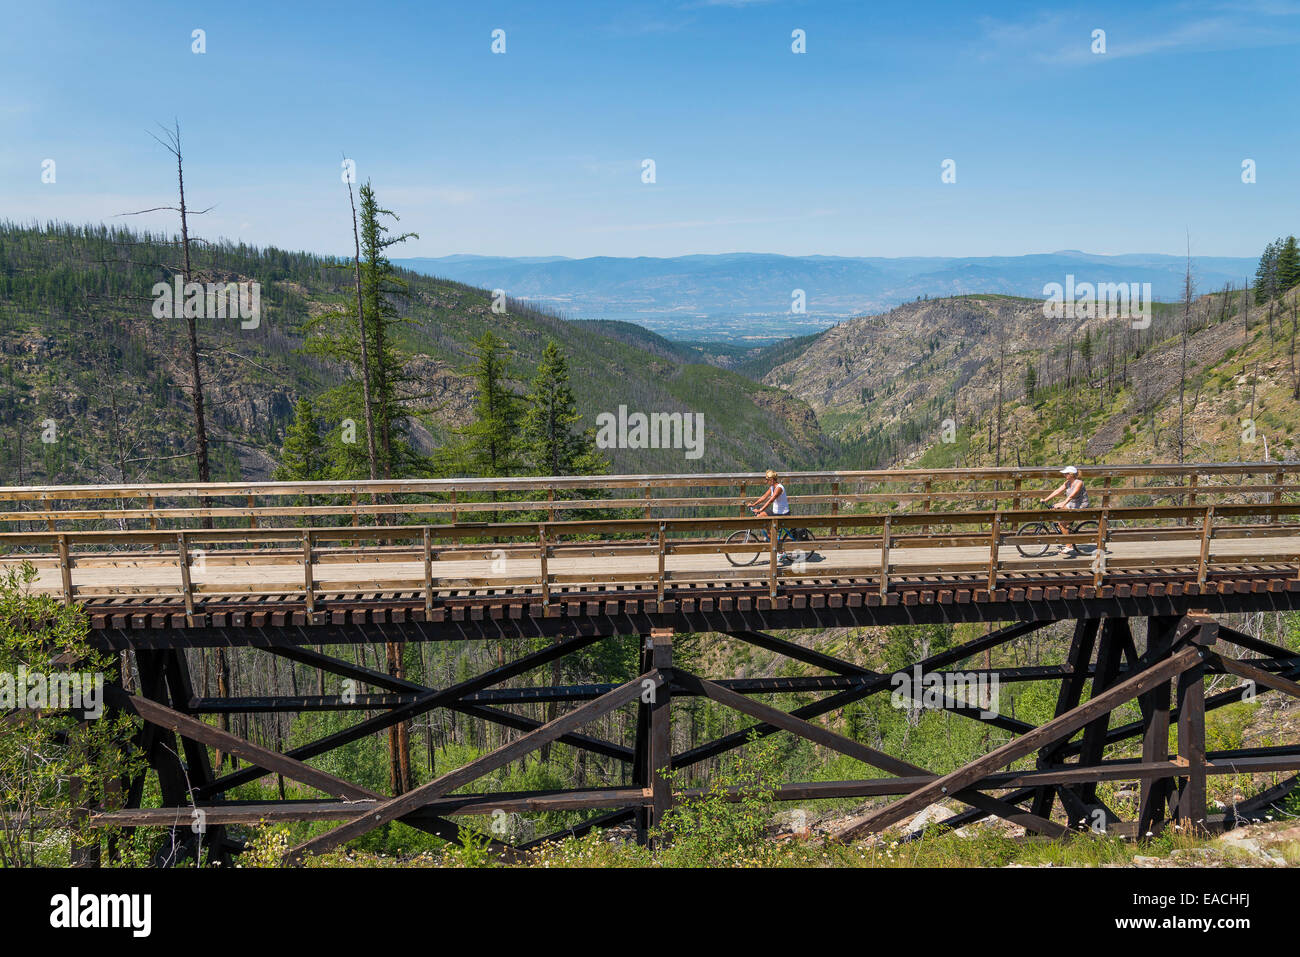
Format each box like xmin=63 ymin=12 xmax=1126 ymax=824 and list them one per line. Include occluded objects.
xmin=1042 ymin=466 xmax=1090 ymax=556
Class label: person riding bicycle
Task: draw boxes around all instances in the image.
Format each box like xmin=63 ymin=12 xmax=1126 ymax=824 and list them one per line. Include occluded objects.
xmin=1041 ymin=466 xmax=1090 ymax=557
xmin=749 ymin=470 xmax=796 ymax=564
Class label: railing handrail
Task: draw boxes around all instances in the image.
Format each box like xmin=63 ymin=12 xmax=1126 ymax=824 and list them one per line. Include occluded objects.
xmin=2 ymin=501 xmax=1298 ymax=549
xmin=2 ymin=460 xmax=1299 ymax=502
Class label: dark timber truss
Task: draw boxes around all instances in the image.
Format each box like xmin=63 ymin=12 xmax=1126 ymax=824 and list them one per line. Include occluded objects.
xmin=82 ymin=596 xmax=1300 ymax=865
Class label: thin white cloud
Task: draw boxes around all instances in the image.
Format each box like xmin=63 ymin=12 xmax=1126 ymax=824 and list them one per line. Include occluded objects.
xmin=978 ymin=3 xmax=1300 ymax=65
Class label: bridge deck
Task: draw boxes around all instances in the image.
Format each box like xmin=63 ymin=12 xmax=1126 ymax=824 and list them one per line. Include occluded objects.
xmin=12 ymin=530 xmax=1300 ymax=597
xmin=4 ymin=465 xmax=1298 ymax=636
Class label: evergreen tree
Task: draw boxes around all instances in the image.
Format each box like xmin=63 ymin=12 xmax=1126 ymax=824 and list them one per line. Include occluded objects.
xmin=1276 ymin=235 xmax=1300 ymax=295
xmin=440 ymin=331 xmax=522 ymax=478
xmin=1023 ymin=363 xmax=1037 ymax=401
xmin=1255 ymin=238 xmax=1281 ymax=304
xmin=301 ymin=181 xmax=424 ymax=479
xmin=357 ymin=182 xmax=422 ymax=478
xmin=521 ymin=341 xmax=608 ymax=476
xmin=273 ymin=398 xmax=326 ymax=481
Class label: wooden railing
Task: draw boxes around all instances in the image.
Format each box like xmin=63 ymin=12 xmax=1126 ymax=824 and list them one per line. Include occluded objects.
xmin=2 ymin=482 xmax=1299 ymax=613
xmin=1 ymin=462 xmax=1298 ymax=533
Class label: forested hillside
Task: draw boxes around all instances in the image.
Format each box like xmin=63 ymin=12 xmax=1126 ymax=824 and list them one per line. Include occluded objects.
xmin=754 ymin=236 xmax=1300 ymax=473
xmin=908 ymin=285 xmax=1300 ymax=471
xmin=0 ymin=221 xmax=834 ymax=486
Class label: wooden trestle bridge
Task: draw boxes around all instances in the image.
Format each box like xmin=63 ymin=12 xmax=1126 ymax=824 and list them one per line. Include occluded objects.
xmin=4 ymin=462 xmax=1300 ymax=863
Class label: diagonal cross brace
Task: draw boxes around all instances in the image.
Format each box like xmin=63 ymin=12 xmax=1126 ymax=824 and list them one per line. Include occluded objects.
xmin=103 ymin=684 xmax=519 ymax=858
xmin=1211 ymin=653 xmax=1300 ymax=700
xmin=676 ymin=619 xmax=1049 ymax=768
xmin=261 ymin=642 xmax=633 ymax=763
xmin=836 ymin=645 xmax=1205 ymax=840
xmin=674 ymin=670 xmax=1067 ymax=837
xmin=204 ymin=631 xmax=605 ymax=795
xmin=284 ymin=670 xmax=665 ymax=864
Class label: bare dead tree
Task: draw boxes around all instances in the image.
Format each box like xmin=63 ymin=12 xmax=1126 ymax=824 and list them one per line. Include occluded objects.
xmin=345 ymin=165 xmax=380 ymax=483
xmin=1176 ymin=233 xmax=1195 ymax=464
xmin=1290 ymin=302 xmax=1298 ymax=401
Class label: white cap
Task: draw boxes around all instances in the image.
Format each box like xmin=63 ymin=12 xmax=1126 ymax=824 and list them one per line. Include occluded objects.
xmin=1060 ymin=466 xmax=1078 ymax=474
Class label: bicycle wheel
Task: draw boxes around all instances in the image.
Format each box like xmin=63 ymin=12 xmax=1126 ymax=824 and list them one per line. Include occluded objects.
xmin=787 ymin=528 xmax=818 ymax=563
xmin=725 ymin=529 xmax=762 ymax=567
xmin=1014 ymin=521 xmax=1052 ymax=558
xmin=1072 ymin=519 xmax=1099 ymax=554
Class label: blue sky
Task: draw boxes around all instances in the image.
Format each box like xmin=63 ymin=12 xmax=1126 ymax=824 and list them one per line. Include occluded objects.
xmin=2 ymin=0 xmax=1298 ymax=259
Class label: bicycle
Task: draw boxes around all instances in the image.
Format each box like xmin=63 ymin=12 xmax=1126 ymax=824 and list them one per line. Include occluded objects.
xmin=724 ymin=509 xmax=818 ymax=567
xmin=1013 ymin=510 xmax=1113 ymax=558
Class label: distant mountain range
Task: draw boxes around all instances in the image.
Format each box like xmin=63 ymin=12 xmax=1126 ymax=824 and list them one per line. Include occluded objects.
xmin=394 ymin=251 xmax=1258 ymax=343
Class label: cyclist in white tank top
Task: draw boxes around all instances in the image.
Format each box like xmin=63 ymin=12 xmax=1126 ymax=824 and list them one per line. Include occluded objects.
xmin=749 ymin=469 xmax=789 ymax=517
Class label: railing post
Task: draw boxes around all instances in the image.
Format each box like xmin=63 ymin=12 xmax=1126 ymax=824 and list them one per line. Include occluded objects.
xmin=1012 ymin=476 xmax=1022 ymax=511
xmin=351 ymin=491 xmax=359 ymax=528
xmin=1196 ymin=505 xmax=1215 ymax=586
xmin=177 ymin=532 xmax=195 ymax=625
xmin=147 ymin=495 xmax=162 ymax=551
xmin=1187 ymin=473 xmax=1198 ymax=509
xmin=986 ymin=512 xmax=1001 ymax=593
xmin=539 ymin=524 xmax=550 ymax=606
xmin=1101 ymin=476 xmax=1112 ymax=509
xmin=879 ymin=516 xmax=891 ymax=598
xmin=1272 ymin=469 xmax=1285 ymax=506
xmin=921 ymin=479 xmax=931 ymax=534
xmin=301 ymin=530 xmax=315 ymax=619
xmin=768 ymin=517 xmax=779 ymax=600
xmin=423 ymin=526 xmax=434 ymax=620
xmin=1092 ymin=510 xmax=1108 ymax=587
xmin=450 ymin=488 xmax=458 ymax=525
xmin=656 ymin=522 xmax=666 ymax=608
xmin=547 ymin=487 xmax=556 ymax=523
xmin=247 ymin=494 xmax=258 ymax=529
xmin=57 ymin=533 xmax=74 ymax=606
xmin=831 ymin=481 xmax=840 ymax=537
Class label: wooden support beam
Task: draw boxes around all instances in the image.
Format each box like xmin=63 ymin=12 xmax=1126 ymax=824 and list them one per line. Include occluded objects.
xmin=105 ymin=682 xmax=374 ymax=800
xmin=1138 ymin=616 xmax=1178 ymax=835
xmin=837 ymin=645 xmax=1204 ymax=840
xmin=1030 ymin=618 xmax=1099 ymax=820
xmin=1211 ymin=652 xmax=1300 ymax=700
xmin=284 ymin=671 xmax=664 ymax=863
xmin=647 ymin=629 xmax=673 ymax=840
xmin=730 ymin=629 xmax=872 ymax=676
xmin=204 ymin=632 xmax=606 ymax=796
xmin=1175 ymin=653 xmax=1208 ymax=828
xmin=676 ymin=670 xmax=1067 ymax=837
xmin=676 ymin=619 xmax=1052 ymax=768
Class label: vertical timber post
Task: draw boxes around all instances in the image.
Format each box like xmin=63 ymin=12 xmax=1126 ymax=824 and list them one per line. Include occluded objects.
xmin=1031 ymin=618 xmax=1100 ymax=819
xmin=646 ymin=628 xmax=674 ymax=848
xmin=1174 ymin=614 xmax=1215 ymax=831
xmin=1137 ymin=616 xmax=1179 ymax=836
